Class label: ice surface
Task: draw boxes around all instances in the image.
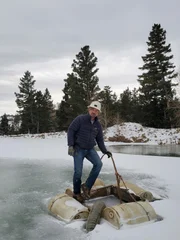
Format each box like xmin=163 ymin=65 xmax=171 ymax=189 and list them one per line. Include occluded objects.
xmin=0 ymin=126 xmax=180 ymax=239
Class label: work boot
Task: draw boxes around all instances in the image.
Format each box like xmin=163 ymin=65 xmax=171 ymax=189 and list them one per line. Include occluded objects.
xmin=73 ymin=194 xmax=84 ymax=203
xmin=81 ymin=183 xmax=91 ymax=199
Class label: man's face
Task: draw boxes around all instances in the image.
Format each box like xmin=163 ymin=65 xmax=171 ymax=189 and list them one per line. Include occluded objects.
xmin=88 ymin=107 xmax=99 ymax=119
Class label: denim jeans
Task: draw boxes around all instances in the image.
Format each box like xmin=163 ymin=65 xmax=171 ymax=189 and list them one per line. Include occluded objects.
xmin=73 ymin=148 xmax=103 ymax=194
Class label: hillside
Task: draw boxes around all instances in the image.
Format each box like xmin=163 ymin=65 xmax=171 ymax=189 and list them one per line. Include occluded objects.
xmin=105 ymin=122 xmax=180 ymax=145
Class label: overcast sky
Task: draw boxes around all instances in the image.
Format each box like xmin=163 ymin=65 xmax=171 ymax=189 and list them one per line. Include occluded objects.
xmin=0 ymin=0 xmax=179 ymax=115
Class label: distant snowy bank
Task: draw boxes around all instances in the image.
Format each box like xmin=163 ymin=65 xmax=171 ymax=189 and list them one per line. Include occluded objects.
xmin=0 ymin=122 xmax=180 ymax=145
xmin=105 ymin=123 xmax=180 ymax=145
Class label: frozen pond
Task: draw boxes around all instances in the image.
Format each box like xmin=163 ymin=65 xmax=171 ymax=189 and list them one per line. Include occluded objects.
xmin=0 ymin=158 xmax=168 ymax=240
xmin=107 ymin=144 xmax=180 ymax=157
xmin=0 ymin=158 xmax=86 ymax=240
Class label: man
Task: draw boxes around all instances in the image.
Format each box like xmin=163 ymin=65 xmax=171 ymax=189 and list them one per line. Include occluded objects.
xmin=67 ymin=101 xmax=112 ymax=203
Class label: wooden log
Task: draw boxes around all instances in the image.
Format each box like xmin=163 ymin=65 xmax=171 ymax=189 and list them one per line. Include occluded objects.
xmin=111 ymin=186 xmax=141 ymax=202
xmin=65 ymin=185 xmax=141 ymax=203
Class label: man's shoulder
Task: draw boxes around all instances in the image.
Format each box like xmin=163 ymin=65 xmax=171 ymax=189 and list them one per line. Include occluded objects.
xmin=73 ymin=114 xmax=89 ymax=121
xmin=76 ymin=114 xmax=88 ymax=119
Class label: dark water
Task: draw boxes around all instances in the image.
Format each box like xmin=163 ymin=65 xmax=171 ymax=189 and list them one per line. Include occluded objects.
xmin=107 ymin=144 xmax=180 ymax=157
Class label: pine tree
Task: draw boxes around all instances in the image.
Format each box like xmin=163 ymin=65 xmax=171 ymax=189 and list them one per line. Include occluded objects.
xmin=42 ymin=88 xmax=56 ymax=132
xmin=72 ymin=45 xmax=100 ymax=105
xmin=131 ymin=88 xmax=142 ymax=123
xmin=35 ymin=88 xmax=56 ymax=133
xmin=98 ymin=86 xmax=117 ymax=129
xmin=34 ymin=90 xmax=44 ymax=133
xmin=119 ymin=88 xmax=134 ymax=122
xmin=0 ymin=114 xmax=9 ymax=135
xmin=57 ymin=45 xmax=100 ymax=131
xmin=138 ymin=23 xmax=178 ymax=128
xmin=15 ymin=71 xmax=37 ymax=133
xmin=167 ymin=97 xmax=180 ymax=127
xmin=56 ymin=101 xmax=70 ymax=131
xmin=11 ymin=114 xmax=21 ymax=134
xmin=118 ymin=88 xmax=141 ymax=123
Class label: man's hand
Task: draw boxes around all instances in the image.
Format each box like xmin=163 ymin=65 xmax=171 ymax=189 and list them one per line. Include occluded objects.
xmin=105 ymin=151 xmax=112 ymax=158
xmin=68 ymin=146 xmax=74 ymax=156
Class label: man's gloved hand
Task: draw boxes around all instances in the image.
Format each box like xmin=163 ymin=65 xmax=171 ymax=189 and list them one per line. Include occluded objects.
xmin=105 ymin=151 xmax=112 ymax=158
xmin=68 ymin=146 xmax=74 ymax=156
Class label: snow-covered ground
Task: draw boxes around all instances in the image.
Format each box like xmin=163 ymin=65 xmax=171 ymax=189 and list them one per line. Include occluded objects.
xmin=2 ymin=122 xmax=180 ymax=145
xmin=0 ymin=123 xmax=180 ymax=240
xmin=106 ymin=122 xmax=180 ymax=145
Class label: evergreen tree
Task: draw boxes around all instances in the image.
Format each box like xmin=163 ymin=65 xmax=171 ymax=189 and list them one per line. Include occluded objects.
xmin=10 ymin=114 xmax=21 ymax=134
xmin=34 ymin=90 xmax=44 ymax=133
xmin=131 ymin=88 xmax=142 ymax=123
xmin=15 ymin=71 xmax=37 ymax=133
xmin=72 ymin=45 xmax=100 ymax=105
xmin=57 ymin=45 xmax=100 ymax=131
xmin=119 ymin=88 xmax=133 ymax=122
xmin=42 ymin=88 xmax=56 ymax=132
xmin=118 ymin=88 xmax=141 ymax=123
xmin=98 ymin=86 xmax=117 ymax=129
xmin=138 ymin=23 xmax=178 ymax=128
xmin=56 ymin=101 xmax=70 ymax=131
xmin=0 ymin=114 xmax=9 ymax=135
xmin=168 ymin=97 xmax=180 ymax=127
xmin=35 ymin=88 xmax=56 ymax=133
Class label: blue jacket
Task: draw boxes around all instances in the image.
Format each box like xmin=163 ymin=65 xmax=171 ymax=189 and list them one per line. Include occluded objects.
xmin=67 ymin=114 xmax=107 ymax=153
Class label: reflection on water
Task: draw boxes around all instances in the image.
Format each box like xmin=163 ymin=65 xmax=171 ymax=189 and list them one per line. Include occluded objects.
xmin=108 ymin=144 xmax=180 ymax=157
